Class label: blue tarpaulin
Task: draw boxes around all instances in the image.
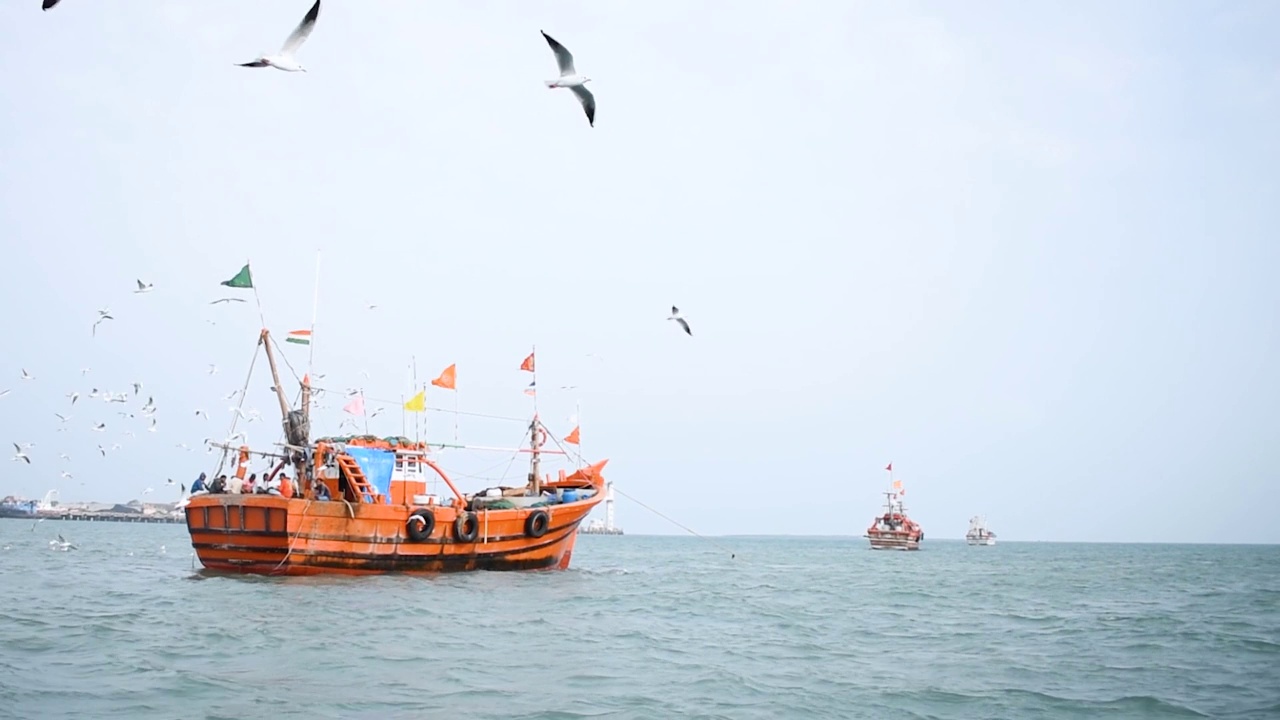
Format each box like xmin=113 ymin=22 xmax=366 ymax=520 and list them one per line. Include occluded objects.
xmin=344 ymin=447 xmax=395 ymax=504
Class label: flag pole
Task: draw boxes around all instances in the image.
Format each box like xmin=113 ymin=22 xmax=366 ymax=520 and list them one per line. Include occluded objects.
xmin=531 ymin=343 xmax=538 ymax=417
xmin=362 ymin=389 xmax=369 ymax=435
xmin=412 ymin=356 xmax=419 ymax=445
xmin=247 ymin=258 xmax=268 ymax=331
xmin=576 ymin=400 xmax=582 ymax=468
xmin=307 ymin=251 xmax=320 ymax=380
xmin=401 ymin=393 xmax=406 ymax=439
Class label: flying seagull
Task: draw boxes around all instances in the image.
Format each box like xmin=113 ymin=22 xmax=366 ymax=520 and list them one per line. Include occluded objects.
xmin=238 ymin=0 xmax=321 ymax=73
xmin=92 ymin=422 xmax=106 ymax=432
xmin=67 ymin=392 xmax=78 ymax=405
xmin=132 ymin=382 xmax=142 ymax=395
xmin=210 ymin=298 xmax=247 ymax=305
xmin=668 ymin=306 xmax=693 ymax=336
xmin=92 ymin=311 xmax=113 ymax=336
xmin=541 ymin=31 xmax=595 ymax=127
xmin=134 ymin=280 xmax=153 ymax=293
xmin=20 ymin=369 xmax=33 ymax=381
xmin=0 ymin=389 xmax=9 ymax=398
xmin=12 ymin=444 xmax=30 ymax=463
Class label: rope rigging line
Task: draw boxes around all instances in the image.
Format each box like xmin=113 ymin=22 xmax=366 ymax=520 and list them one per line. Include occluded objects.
xmin=211 ymin=342 xmax=262 ymax=479
xmin=611 ymin=485 xmax=737 ymax=560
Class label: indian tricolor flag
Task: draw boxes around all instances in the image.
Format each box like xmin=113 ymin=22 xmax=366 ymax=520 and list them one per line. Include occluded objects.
xmin=286 ymin=329 xmax=311 ymax=346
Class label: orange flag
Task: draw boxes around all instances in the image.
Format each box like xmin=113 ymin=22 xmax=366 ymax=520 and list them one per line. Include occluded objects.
xmin=565 ymin=426 xmax=580 ymax=445
xmin=520 ymin=352 xmax=535 ymax=372
xmin=431 ymin=364 xmax=456 ymax=390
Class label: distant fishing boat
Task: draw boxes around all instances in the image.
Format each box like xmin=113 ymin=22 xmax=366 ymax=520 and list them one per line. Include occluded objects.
xmin=184 ymin=328 xmax=608 ymax=576
xmin=864 ymin=467 xmax=923 ymax=550
xmin=966 ymin=515 xmax=996 ymax=546
xmin=0 ymin=496 xmax=38 ymax=519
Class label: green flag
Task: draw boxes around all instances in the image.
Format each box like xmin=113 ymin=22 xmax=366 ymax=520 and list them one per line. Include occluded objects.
xmin=221 ymin=264 xmax=253 ymax=289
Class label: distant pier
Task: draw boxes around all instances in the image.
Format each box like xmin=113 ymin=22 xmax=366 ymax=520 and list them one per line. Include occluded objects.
xmin=41 ymin=512 xmax=185 ymax=524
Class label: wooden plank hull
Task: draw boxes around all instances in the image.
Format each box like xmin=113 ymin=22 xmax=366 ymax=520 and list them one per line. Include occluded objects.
xmin=185 ymin=492 xmax=600 ymax=576
xmin=867 ymin=533 xmax=921 ymax=551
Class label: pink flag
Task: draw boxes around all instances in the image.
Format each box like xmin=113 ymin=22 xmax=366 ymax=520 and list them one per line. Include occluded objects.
xmin=343 ymin=395 xmax=365 ymax=416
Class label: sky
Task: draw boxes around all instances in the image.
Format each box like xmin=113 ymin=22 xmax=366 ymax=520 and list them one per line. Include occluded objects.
xmin=0 ymin=0 xmax=1276 ymax=543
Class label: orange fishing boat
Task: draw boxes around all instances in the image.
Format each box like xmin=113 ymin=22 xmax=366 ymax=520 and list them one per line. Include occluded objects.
xmin=865 ymin=470 xmax=923 ymax=550
xmin=183 ymin=329 xmax=607 ymax=576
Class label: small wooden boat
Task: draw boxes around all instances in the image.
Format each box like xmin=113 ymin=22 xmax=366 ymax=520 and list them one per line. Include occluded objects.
xmin=184 ymin=329 xmax=607 ymax=576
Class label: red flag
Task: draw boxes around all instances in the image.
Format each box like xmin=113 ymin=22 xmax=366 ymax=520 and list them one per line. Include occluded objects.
xmin=885 ymin=462 xmax=892 ymax=472
xmin=565 ymin=426 xmax=580 ymax=445
xmin=520 ymin=353 xmax=535 ymax=372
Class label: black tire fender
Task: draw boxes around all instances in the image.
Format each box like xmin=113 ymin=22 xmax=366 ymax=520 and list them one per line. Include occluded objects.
xmin=406 ymin=509 xmax=435 ymax=541
xmin=454 ymin=512 xmax=479 ymax=542
xmin=525 ymin=509 xmax=550 ymax=538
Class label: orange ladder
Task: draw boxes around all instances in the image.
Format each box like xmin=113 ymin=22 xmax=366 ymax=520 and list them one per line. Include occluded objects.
xmin=335 ymin=453 xmax=380 ymax=503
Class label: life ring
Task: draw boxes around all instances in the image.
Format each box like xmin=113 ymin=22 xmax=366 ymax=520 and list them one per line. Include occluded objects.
xmin=406 ymin=509 xmax=435 ymax=541
xmin=454 ymin=512 xmax=479 ymax=543
xmin=533 ymin=428 xmax=548 ymax=448
xmin=525 ymin=510 xmax=550 ymax=538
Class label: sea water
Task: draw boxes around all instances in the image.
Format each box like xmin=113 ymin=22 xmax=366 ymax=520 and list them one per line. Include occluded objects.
xmin=0 ymin=522 xmax=1277 ymax=719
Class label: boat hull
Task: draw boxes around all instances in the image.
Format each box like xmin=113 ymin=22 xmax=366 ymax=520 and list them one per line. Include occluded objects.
xmin=185 ymin=491 xmax=601 ymax=576
xmin=966 ymin=537 xmax=996 ymax=546
xmin=867 ymin=533 xmax=920 ymax=551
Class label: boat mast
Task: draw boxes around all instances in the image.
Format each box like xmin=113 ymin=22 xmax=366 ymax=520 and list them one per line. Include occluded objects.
xmin=529 ymin=416 xmax=541 ymax=496
xmin=260 ymin=329 xmax=292 ymax=424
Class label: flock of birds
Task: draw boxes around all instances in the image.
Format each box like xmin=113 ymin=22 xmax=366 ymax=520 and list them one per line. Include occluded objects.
xmin=13 ymin=0 xmax=700 ymax=512
xmin=42 ymin=0 xmax=600 ymax=127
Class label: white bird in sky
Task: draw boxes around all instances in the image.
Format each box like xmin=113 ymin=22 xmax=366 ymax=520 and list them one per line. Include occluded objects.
xmin=148 ymin=419 xmax=158 ymax=433
xmin=209 ymin=298 xmax=246 ymax=305
xmin=54 ymin=413 xmax=70 ymax=423
xmin=60 ymin=471 xmax=72 ymax=479
xmin=97 ymin=444 xmax=107 ymax=456
xmin=20 ymin=369 xmax=33 ymax=381
xmin=668 ymin=306 xmax=693 ymax=336
xmin=132 ymin=382 xmax=142 ymax=395
xmin=12 ymin=444 xmax=30 ymax=464
xmin=541 ymin=30 xmax=596 ymax=127
xmin=93 ymin=310 xmax=112 ymax=336
xmin=133 ymin=279 xmax=153 ymax=294
xmin=67 ymin=392 xmax=79 ymax=405
xmin=195 ymin=409 xmax=207 ymax=419
xmin=208 ymin=365 xmax=218 ymax=376
xmin=224 ymin=390 xmax=240 ymax=400
xmin=80 ymin=367 xmax=91 ymax=375
xmin=59 ymin=453 xmax=70 ymax=461
xmin=0 ymin=389 xmax=10 ymax=398
xmin=92 ymin=422 xmax=105 ymax=432
xmin=237 ymin=0 xmax=321 ymax=73
xmin=142 ymin=487 xmax=154 ymax=495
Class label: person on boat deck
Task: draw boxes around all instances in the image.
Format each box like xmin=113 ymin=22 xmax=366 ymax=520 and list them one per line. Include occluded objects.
xmin=191 ymin=473 xmax=208 ymax=494
xmin=313 ymin=481 xmax=331 ymax=501
xmin=262 ymin=474 xmax=282 ymax=496
xmin=279 ymin=475 xmax=294 ymax=499
xmin=227 ymin=474 xmax=244 ymax=494
xmin=242 ymin=473 xmax=256 ymax=494
xmin=209 ymin=475 xmax=227 ymax=494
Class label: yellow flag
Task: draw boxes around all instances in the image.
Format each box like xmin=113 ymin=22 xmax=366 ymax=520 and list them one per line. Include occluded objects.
xmin=403 ymin=390 xmax=425 ymax=413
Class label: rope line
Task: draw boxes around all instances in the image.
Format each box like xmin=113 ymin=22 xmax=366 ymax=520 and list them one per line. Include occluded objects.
xmin=611 ymin=485 xmax=737 ymax=559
